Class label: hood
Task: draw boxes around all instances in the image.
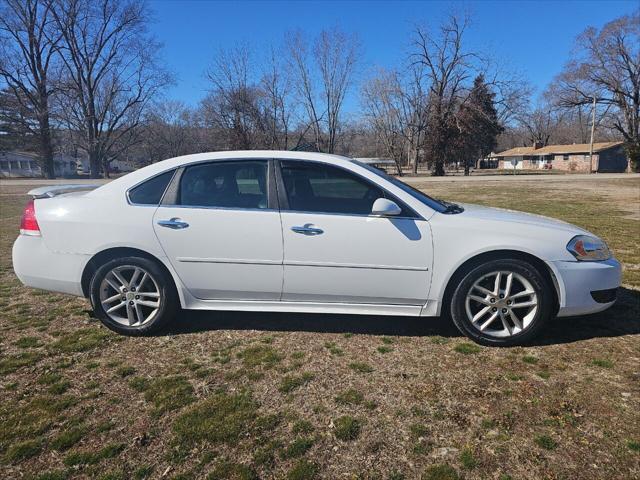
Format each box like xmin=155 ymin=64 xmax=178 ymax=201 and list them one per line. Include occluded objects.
xmin=457 ymin=203 xmax=590 ymax=235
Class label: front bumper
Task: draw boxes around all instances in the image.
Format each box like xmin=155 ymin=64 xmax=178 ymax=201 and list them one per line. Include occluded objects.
xmin=12 ymin=234 xmax=89 ymax=297
xmin=549 ymin=257 xmax=622 ymax=317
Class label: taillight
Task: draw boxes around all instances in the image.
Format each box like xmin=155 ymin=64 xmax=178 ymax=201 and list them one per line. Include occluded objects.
xmin=20 ymin=199 xmax=41 ymax=236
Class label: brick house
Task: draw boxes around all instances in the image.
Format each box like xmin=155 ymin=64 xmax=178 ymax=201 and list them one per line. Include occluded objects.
xmin=490 ymin=141 xmax=627 ymax=172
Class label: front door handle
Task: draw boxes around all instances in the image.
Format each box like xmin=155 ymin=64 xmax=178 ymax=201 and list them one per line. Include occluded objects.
xmin=157 ymin=217 xmax=189 ymax=230
xmin=291 ymin=224 xmax=324 ymax=236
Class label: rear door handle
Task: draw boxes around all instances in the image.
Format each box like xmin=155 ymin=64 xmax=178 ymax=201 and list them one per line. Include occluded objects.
xmin=157 ymin=217 xmax=189 ymax=230
xmin=291 ymin=224 xmax=324 ymax=236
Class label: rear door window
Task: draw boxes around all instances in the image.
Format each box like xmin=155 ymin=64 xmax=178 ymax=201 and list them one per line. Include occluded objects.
xmin=178 ymin=161 xmax=268 ymax=209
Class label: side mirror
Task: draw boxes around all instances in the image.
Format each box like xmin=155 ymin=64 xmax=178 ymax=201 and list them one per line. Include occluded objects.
xmin=371 ymin=198 xmax=402 ymax=216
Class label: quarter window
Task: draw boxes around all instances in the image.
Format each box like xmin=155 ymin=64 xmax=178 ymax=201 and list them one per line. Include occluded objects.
xmin=178 ymin=161 xmax=268 ymax=209
xmin=280 ymin=161 xmax=410 ymax=216
xmin=128 ymin=170 xmax=174 ymax=205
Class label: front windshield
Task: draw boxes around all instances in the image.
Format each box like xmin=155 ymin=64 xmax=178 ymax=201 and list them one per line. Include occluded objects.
xmin=353 ymin=161 xmax=449 ymax=213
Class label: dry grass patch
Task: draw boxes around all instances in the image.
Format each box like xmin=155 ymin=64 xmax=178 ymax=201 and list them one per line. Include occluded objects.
xmin=1 ymin=179 xmax=639 ymax=479
xmin=348 ymin=361 xmax=373 ymax=373
xmin=50 ymin=327 xmax=111 ymax=353
xmin=279 ymin=372 xmax=314 ymax=394
xmin=136 ymin=375 xmax=195 ymax=415
xmin=172 ymin=391 xmax=259 ymax=446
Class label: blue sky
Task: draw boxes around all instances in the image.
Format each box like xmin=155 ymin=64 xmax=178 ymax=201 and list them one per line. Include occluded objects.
xmin=149 ymin=0 xmax=637 ymax=112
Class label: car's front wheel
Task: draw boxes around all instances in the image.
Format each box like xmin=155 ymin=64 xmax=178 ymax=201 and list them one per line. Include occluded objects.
xmin=89 ymin=256 xmax=178 ymax=335
xmin=450 ymin=258 xmax=554 ymax=346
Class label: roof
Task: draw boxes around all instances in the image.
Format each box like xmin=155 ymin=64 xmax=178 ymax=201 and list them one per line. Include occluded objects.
xmin=93 ymin=150 xmax=356 ymax=195
xmin=0 ymin=151 xmax=40 ymax=160
xmin=493 ymin=141 xmax=623 ymax=157
xmin=0 ymin=151 xmax=79 ymax=163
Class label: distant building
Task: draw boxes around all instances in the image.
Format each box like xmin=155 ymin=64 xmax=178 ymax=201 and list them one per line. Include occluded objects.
xmin=354 ymin=157 xmax=397 ymax=173
xmin=0 ymin=151 xmax=78 ymax=178
xmin=75 ymin=157 xmax=137 ymax=175
xmin=490 ymin=141 xmax=627 ymax=172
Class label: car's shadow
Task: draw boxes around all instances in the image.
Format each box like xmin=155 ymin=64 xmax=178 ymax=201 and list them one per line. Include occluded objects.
xmin=165 ymin=287 xmax=639 ymax=346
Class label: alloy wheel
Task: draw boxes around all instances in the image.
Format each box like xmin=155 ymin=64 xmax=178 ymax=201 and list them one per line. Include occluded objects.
xmin=99 ymin=265 xmax=161 ymax=327
xmin=464 ymin=270 xmax=538 ymax=338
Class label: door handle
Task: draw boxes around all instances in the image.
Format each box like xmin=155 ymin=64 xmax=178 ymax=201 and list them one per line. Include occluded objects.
xmin=291 ymin=224 xmax=324 ymax=236
xmin=157 ymin=217 xmax=189 ymax=230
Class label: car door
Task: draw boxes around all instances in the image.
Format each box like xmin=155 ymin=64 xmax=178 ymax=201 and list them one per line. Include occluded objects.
xmin=277 ymin=160 xmax=432 ymax=305
xmin=152 ymin=159 xmax=283 ymax=300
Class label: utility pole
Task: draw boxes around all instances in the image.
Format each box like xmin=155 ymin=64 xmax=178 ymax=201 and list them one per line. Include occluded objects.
xmin=589 ymin=96 xmax=597 ymax=173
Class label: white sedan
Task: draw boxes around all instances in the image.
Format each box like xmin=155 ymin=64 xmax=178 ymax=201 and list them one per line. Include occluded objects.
xmin=12 ymin=151 xmax=621 ymax=346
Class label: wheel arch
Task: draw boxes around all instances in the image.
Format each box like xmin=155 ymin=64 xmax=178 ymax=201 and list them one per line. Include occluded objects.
xmin=81 ymin=247 xmax=179 ymax=299
xmin=439 ymin=249 xmax=561 ymax=317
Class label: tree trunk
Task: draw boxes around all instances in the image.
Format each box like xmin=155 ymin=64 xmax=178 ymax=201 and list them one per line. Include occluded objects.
xmin=88 ymin=148 xmax=101 ymax=179
xmin=36 ymin=88 xmax=56 ymax=179
xmin=38 ymin=116 xmax=55 ymax=179
xmin=394 ymin=159 xmax=403 ymax=176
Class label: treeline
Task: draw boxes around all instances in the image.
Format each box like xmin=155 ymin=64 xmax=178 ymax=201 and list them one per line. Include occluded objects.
xmin=1 ymin=1 xmax=638 ymax=178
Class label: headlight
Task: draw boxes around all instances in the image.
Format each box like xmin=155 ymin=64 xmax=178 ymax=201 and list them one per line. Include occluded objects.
xmin=566 ymin=235 xmax=611 ymax=261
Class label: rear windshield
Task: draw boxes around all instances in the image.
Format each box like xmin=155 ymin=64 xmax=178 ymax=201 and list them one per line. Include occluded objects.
xmin=353 ymin=161 xmax=448 ymax=213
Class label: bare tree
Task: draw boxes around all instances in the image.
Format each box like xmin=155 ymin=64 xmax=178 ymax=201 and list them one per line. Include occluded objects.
xmin=53 ymin=0 xmax=171 ymax=178
xmin=553 ymin=12 xmax=639 ymax=168
xmin=516 ymin=106 xmax=563 ymax=147
xmin=142 ymin=100 xmax=196 ymax=161
xmin=361 ymin=69 xmax=405 ymax=174
xmin=0 ymin=0 xmax=61 ymax=178
xmin=400 ymin=64 xmax=430 ymax=173
xmin=361 ymin=65 xmax=429 ymax=174
xmin=412 ymin=14 xmax=477 ymax=175
xmin=204 ymin=44 xmax=268 ymax=149
xmin=260 ymin=45 xmax=292 ymax=150
xmin=482 ymin=65 xmax=532 ymax=127
xmin=288 ymin=28 xmax=360 ymax=153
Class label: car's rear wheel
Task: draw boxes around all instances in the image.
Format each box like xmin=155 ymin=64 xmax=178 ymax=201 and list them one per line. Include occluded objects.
xmin=450 ymin=258 xmax=554 ymax=346
xmin=90 ymin=256 xmax=178 ymax=335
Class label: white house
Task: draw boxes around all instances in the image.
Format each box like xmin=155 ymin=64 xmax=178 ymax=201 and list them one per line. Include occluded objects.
xmin=0 ymin=151 xmax=79 ymax=178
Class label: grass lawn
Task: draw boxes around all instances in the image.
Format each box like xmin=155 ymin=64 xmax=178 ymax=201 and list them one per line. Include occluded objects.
xmin=1 ymin=178 xmax=639 ymax=480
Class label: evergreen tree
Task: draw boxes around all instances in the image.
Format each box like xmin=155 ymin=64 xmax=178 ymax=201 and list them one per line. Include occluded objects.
xmin=455 ymin=75 xmax=504 ymax=175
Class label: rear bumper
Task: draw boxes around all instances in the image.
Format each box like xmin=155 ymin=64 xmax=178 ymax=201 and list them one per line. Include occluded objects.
xmin=12 ymin=234 xmax=88 ymax=296
xmin=550 ymin=257 xmax=622 ymax=317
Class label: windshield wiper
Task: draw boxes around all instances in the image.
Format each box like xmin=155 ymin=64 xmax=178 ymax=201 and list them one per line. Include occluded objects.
xmin=439 ymin=200 xmax=464 ymax=214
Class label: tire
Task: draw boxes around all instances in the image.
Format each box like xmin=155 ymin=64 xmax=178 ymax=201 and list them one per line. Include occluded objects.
xmin=449 ymin=258 xmax=554 ymax=347
xmin=89 ymin=256 xmax=178 ymax=336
